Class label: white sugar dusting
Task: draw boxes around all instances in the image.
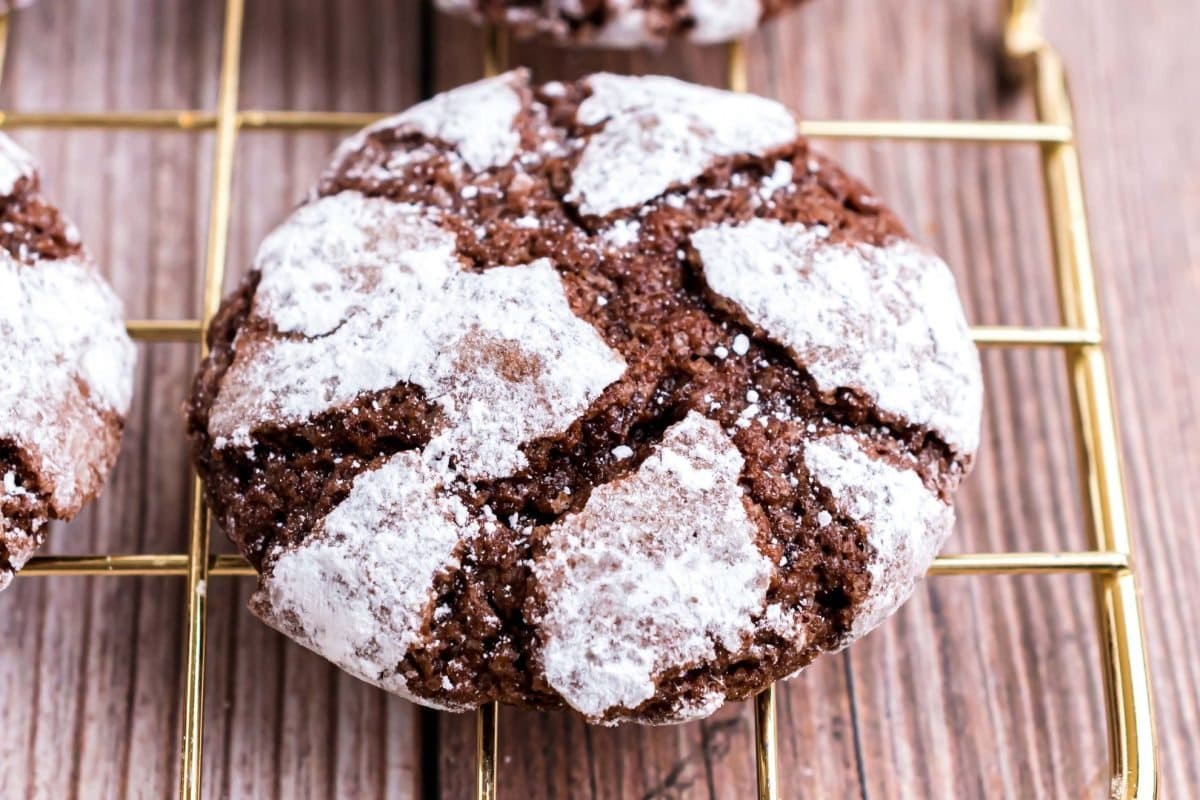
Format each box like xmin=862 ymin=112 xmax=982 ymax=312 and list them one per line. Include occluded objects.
xmin=535 ymin=412 xmax=772 ymax=721
xmin=211 ymin=192 xmax=625 ymax=480
xmin=0 ymin=134 xmax=36 ymax=196
xmin=2 ymin=471 xmax=28 ymax=498
xmin=757 ymin=160 xmax=795 ymax=202
xmin=0 ymin=530 xmax=32 ymax=590
xmin=567 ymin=74 xmax=796 ymax=216
xmin=332 ymin=72 xmax=524 ymax=173
xmin=686 ymin=0 xmax=763 ymax=44
xmin=693 ymin=218 xmax=983 ymax=454
xmin=589 ymin=7 xmax=651 ymax=47
xmin=667 ymin=689 xmax=726 ymax=723
xmin=1 ymin=488 xmax=44 ymax=588
xmin=601 ymin=218 xmax=641 ymax=248
xmin=0 ymin=248 xmax=135 ymax=514
xmin=804 ymin=432 xmax=953 ymax=639
xmin=251 ymin=451 xmax=474 ymax=710
xmin=252 ymin=192 xmax=452 ymax=337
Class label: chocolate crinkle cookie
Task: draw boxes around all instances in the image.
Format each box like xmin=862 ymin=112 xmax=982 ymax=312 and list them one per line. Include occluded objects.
xmin=436 ymin=0 xmax=811 ymax=47
xmin=0 ymin=134 xmax=136 ymax=590
xmin=187 ymin=70 xmax=983 ymax=725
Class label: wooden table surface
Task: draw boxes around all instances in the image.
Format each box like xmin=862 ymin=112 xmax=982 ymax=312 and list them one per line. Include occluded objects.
xmin=1 ymin=1 xmax=1195 ymax=797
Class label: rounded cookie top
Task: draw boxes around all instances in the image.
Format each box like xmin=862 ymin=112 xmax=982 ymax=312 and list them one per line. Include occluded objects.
xmin=188 ymin=71 xmax=982 ymax=724
xmin=436 ymin=0 xmax=811 ymax=47
xmin=0 ymin=133 xmax=137 ymax=590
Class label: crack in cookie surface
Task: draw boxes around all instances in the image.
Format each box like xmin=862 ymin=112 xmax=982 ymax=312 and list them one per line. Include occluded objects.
xmin=188 ymin=71 xmax=982 ymax=723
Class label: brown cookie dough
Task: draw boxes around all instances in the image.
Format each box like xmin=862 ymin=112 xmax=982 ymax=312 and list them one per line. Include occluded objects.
xmin=187 ymin=71 xmax=982 ymax=725
xmin=436 ymin=0 xmax=811 ymax=47
xmin=0 ymin=134 xmax=136 ymax=589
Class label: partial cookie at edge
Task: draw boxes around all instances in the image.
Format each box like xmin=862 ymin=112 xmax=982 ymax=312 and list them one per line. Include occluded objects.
xmin=435 ymin=0 xmax=810 ymax=47
xmin=0 ymin=133 xmax=136 ymax=589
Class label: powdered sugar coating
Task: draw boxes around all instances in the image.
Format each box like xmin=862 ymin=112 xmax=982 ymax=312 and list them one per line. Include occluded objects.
xmin=332 ymin=72 xmax=524 ymax=174
xmin=567 ymin=74 xmax=797 ymax=216
xmin=251 ymin=192 xmax=455 ymax=338
xmin=0 ymin=134 xmax=36 ymax=196
xmin=0 ymin=244 xmax=134 ymax=515
xmin=0 ymin=506 xmax=43 ymax=591
xmin=804 ymin=432 xmax=954 ymax=639
xmin=536 ymin=412 xmax=773 ymax=722
xmin=665 ymin=688 xmax=727 ymax=724
xmin=585 ymin=4 xmax=652 ymax=48
xmin=687 ymin=0 xmax=762 ymax=43
xmin=210 ymin=192 xmax=626 ymax=479
xmin=693 ymin=218 xmax=983 ymax=454
xmin=250 ymin=451 xmax=474 ymax=709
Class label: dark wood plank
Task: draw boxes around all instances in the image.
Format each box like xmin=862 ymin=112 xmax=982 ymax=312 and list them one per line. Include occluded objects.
xmin=0 ymin=0 xmax=1196 ymax=797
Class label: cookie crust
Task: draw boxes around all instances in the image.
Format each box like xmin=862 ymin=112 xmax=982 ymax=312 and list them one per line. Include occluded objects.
xmin=0 ymin=134 xmax=136 ymax=589
xmin=187 ymin=71 xmax=982 ymax=724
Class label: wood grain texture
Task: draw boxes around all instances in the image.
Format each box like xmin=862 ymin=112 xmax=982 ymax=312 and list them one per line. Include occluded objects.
xmin=0 ymin=0 xmax=1196 ymax=798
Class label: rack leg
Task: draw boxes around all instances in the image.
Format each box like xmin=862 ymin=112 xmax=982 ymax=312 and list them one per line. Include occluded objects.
xmin=0 ymin=14 xmax=9 ymax=83
xmin=483 ymin=26 xmax=509 ymax=78
xmin=1033 ymin=59 xmax=1158 ymax=800
xmin=476 ymin=702 xmax=499 ymax=800
xmin=754 ymin=685 xmax=779 ymax=800
xmin=1004 ymin=2 xmax=1157 ymax=798
xmin=727 ymin=39 xmax=748 ymax=93
xmin=178 ymin=0 xmax=246 ymax=797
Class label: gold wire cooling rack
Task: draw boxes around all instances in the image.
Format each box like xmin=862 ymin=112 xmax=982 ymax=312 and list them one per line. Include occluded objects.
xmin=0 ymin=0 xmax=1157 ymax=797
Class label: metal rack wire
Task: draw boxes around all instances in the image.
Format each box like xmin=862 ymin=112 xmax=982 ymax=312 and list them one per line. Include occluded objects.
xmin=0 ymin=0 xmax=1156 ymax=797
